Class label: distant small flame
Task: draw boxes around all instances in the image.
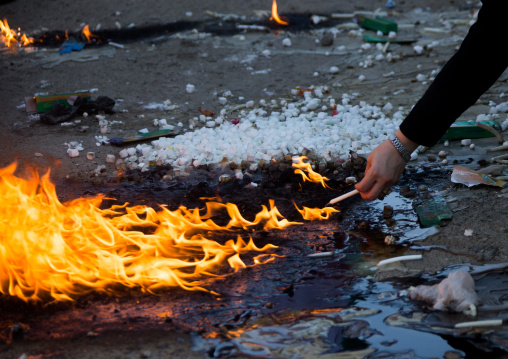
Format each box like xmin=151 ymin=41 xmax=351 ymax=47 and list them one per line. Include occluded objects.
xmin=81 ymin=25 xmax=99 ymax=42
xmin=271 ymin=0 xmax=289 ymax=25
xmin=292 ymin=156 xmax=332 ymax=189
xmin=0 ymin=18 xmax=34 ymax=48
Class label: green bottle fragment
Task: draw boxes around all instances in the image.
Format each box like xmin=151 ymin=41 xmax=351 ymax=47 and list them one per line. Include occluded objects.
xmin=414 ymin=196 xmax=453 ymax=227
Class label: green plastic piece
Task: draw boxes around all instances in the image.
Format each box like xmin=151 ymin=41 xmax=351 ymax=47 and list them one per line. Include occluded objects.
xmin=35 ymin=92 xmax=91 ymax=113
xmin=414 ymin=197 xmax=452 ymax=227
xmin=354 ymin=15 xmax=398 ymax=34
xmin=362 ymin=34 xmax=417 ymax=44
xmin=441 ymin=120 xmax=501 ymax=140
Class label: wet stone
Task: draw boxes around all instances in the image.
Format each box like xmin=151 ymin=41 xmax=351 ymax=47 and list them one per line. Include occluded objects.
xmin=400 ymin=186 xmax=417 ymax=198
xmin=383 ymin=205 xmax=394 ymax=219
xmin=321 ymin=31 xmax=334 ymax=46
xmin=444 ymin=351 xmax=463 ymax=359
xmin=241 ymin=160 xmax=251 ymax=170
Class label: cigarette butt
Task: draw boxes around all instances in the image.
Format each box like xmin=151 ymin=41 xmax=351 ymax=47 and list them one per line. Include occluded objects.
xmin=327 ymin=189 xmax=360 ymax=206
xmin=454 ymin=319 xmax=503 ymax=328
xmin=307 ymin=251 xmax=334 ymax=258
xmin=377 ymin=255 xmax=422 ymax=267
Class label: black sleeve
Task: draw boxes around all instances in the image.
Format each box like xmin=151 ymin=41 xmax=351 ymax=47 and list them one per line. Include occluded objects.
xmin=399 ymin=0 xmax=508 ymax=147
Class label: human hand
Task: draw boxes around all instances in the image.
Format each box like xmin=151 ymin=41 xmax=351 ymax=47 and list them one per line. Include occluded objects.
xmin=355 ymin=130 xmax=417 ymax=201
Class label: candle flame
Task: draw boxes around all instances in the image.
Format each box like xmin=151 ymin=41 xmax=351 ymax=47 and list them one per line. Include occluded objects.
xmin=271 ymin=0 xmax=289 ymax=25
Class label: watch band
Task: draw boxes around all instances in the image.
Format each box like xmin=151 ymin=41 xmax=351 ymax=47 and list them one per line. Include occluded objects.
xmin=388 ymin=134 xmax=411 ymax=162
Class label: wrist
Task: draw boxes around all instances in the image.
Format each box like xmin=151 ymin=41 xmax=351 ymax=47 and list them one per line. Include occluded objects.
xmin=388 ymin=132 xmax=413 ymax=162
xmin=395 ymin=129 xmax=419 ymax=152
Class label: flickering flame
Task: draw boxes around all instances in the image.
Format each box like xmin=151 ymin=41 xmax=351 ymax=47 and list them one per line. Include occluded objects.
xmin=270 ymin=0 xmax=289 ymax=25
xmin=81 ymin=25 xmax=99 ymax=42
xmin=292 ymin=156 xmax=332 ymax=189
xmin=0 ymin=163 xmax=307 ymax=302
xmin=0 ymin=19 xmax=34 ymax=48
xmin=294 ymin=203 xmax=339 ymax=221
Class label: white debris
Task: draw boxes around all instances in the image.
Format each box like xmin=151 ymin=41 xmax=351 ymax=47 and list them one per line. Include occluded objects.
xmin=382 ymin=102 xmax=393 ymax=112
xmin=261 ymin=49 xmax=271 ymax=57
xmin=461 ymin=139 xmax=472 ymax=146
xmin=139 ymin=128 xmax=149 ymax=134
xmin=409 ymin=270 xmax=478 ymax=316
xmin=442 ymin=159 xmax=448 ymax=165
xmin=186 ymin=84 xmax=196 ymax=93
xmin=119 ymin=149 xmax=129 ymax=158
xmin=388 ymin=31 xmax=397 ymax=39
xmin=438 ymin=150 xmax=446 ymax=157
xmin=410 ymin=152 xmax=419 ymax=161
xmin=329 ymin=66 xmax=340 ymax=74
xmin=358 ymin=75 xmax=366 ymax=82
xmin=245 ymin=100 xmax=255 ymax=108
xmin=444 ymin=140 xmax=449 ymax=147
xmin=416 ymin=74 xmax=426 ymax=82
xmin=470 ymin=143 xmax=475 ymax=150
xmin=360 ymin=43 xmax=371 ymax=51
xmin=218 ymin=97 xmax=227 ymax=105
xmin=345 ymin=176 xmax=356 ymax=184
xmin=282 ymin=38 xmax=292 ymax=47
xmin=67 ymin=149 xmax=79 ymax=158
xmin=413 ymin=45 xmax=424 ymax=54
xmin=464 ymin=229 xmax=473 ymax=236
xmin=106 ymin=154 xmax=116 ymax=163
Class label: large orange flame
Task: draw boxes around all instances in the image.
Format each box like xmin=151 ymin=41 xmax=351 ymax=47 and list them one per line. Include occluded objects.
xmin=270 ymin=0 xmax=289 ymax=25
xmin=0 ymin=163 xmax=312 ymax=302
xmin=292 ymin=156 xmax=332 ymax=189
xmin=0 ymin=18 xmax=33 ymax=48
xmin=0 ymin=161 xmax=341 ymax=302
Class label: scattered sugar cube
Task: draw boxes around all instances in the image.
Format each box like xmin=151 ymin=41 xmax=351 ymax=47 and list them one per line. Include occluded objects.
xmin=329 ymin=66 xmax=340 ymax=74
xmin=186 ymin=84 xmax=196 ymax=93
xmin=67 ymin=149 xmax=79 ymax=157
xmin=106 ymin=154 xmax=116 ymax=163
xmin=282 ymin=38 xmax=292 ymax=47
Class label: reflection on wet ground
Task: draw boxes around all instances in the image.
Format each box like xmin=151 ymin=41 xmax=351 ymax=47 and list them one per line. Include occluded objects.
xmin=2 ymin=165 xmax=508 ymax=358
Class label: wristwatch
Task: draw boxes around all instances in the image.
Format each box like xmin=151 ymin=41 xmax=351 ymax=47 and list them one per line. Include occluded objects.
xmin=388 ymin=134 xmax=411 ymax=162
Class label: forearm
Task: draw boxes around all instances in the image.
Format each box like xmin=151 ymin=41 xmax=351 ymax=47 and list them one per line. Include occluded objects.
xmin=400 ymin=0 xmax=508 ymax=147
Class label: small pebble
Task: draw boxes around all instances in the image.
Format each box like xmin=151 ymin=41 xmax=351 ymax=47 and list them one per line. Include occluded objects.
xmin=186 ymin=84 xmax=195 ymax=93
xmin=106 ymin=154 xmax=116 ymax=163
xmin=461 ymin=139 xmax=472 ymax=146
xmin=345 ymin=176 xmax=356 ymax=184
xmin=438 ymin=150 xmax=446 ymax=157
xmin=282 ymin=38 xmax=292 ymax=47
xmin=444 ymin=140 xmax=449 ymax=147
xmin=384 ymin=235 xmax=396 ymax=245
xmin=464 ymin=229 xmax=473 ymax=236
xmin=329 ymin=66 xmax=340 ymax=74
xmin=442 ymin=159 xmax=448 ymax=165
xmin=86 ymin=152 xmax=95 ymax=160
xmin=470 ymin=143 xmax=475 ymax=150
